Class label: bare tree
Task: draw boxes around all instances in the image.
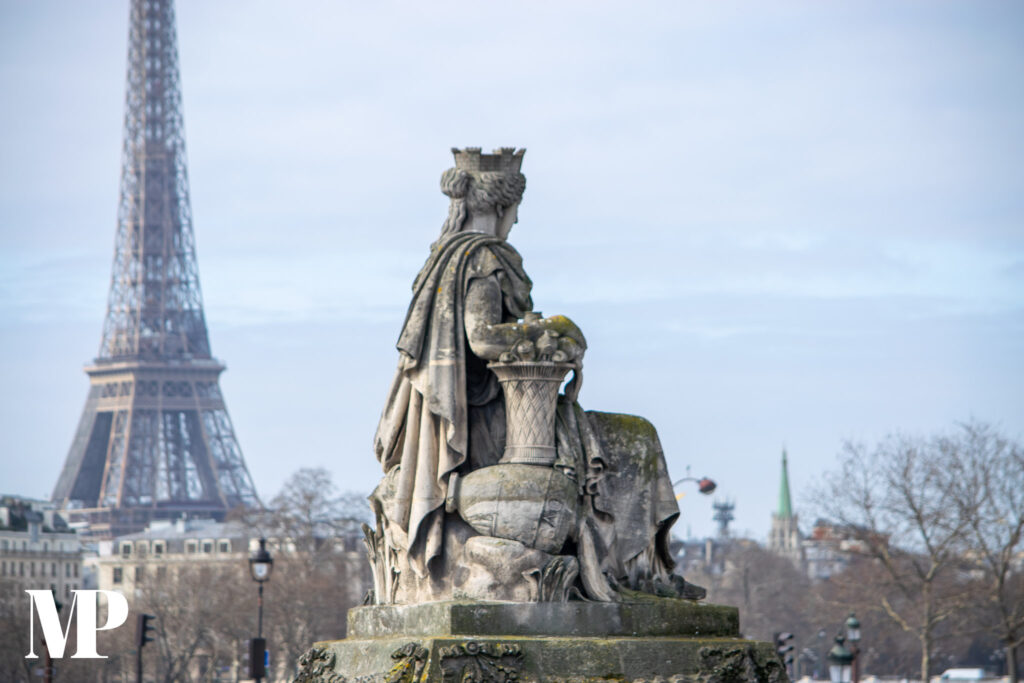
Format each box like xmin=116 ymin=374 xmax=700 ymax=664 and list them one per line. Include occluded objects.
xmin=240 ymin=468 xmax=372 ymax=678
xmin=686 ymin=541 xmax=814 ymax=643
xmin=942 ymin=421 xmax=1024 ymax=682
xmin=0 ymin=578 xmax=35 ymax=683
xmin=816 ymin=433 xmax=972 ymax=683
xmin=816 ymin=554 xmax=953 ymax=678
xmin=132 ymin=563 xmax=249 ymax=682
xmin=0 ymin=582 xmax=134 ymax=683
xmin=0 ymin=469 xmax=372 ymax=682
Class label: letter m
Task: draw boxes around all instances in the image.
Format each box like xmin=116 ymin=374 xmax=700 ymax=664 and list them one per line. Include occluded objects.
xmin=25 ymin=590 xmax=129 ymax=659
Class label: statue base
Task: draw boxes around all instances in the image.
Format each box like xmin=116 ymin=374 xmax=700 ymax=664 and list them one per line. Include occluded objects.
xmin=295 ymin=600 xmax=786 ymax=682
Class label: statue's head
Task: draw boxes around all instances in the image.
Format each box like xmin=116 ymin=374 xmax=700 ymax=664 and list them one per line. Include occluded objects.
xmin=440 ymin=147 xmax=526 ymax=239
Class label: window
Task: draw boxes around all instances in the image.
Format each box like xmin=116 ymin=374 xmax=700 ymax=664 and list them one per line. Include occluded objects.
xmin=29 ymin=562 xmax=35 ymax=577
xmin=65 ymin=563 xmax=70 ymax=578
xmin=218 ymin=541 xmax=230 ymax=553
xmin=134 ymin=566 xmax=144 ymax=583
xmin=49 ymin=583 xmax=56 ymax=592
xmin=0 ymin=540 xmax=7 ymax=550
xmin=153 ymin=542 xmax=164 ymax=556
xmin=185 ymin=541 xmax=197 ymax=554
xmin=19 ymin=561 xmax=24 ymax=576
xmin=202 ymin=541 xmax=213 ymax=554
xmin=121 ymin=543 xmax=131 ymax=558
xmin=64 ymin=584 xmax=70 ymax=597
xmin=43 ymin=542 xmax=49 ymax=551
xmin=51 ymin=562 xmax=56 ymax=577
xmin=112 ymin=567 xmax=123 ymax=584
xmin=73 ymin=563 xmax=78 ymax=578
xmin=1 ymin=561 xmax=5 ymax=576
xmin=156 ymin=566 xmax=167 ymax=580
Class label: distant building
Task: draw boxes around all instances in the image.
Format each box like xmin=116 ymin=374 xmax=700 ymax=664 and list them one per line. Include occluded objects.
xmin=673 ymin=500 xmax=738 ymax=576
xmin=88 ymin=517 xmax=253 ymax=594
xmin=0 ymin=495 xmax=84 ymax=599
xmin=674 ymin=537 xmax=729 ymax=576
xmin=803 ymin=519 xmax=865 ymax=580
xmin=768 ymin=450 xmax=805 ymax=570
xmin=89 ymin=516 xmax=368 ymax=605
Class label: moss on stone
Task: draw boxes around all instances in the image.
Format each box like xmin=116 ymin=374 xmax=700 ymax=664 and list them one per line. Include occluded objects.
xmin=586 ymin=412 xmax=663 ymax=483
xmin=313 ymin=633 xmax=784 ymax=682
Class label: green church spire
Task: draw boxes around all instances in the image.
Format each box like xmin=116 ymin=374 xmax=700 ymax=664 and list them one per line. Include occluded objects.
xmin=777 ymin=449 xmax=793 ymax=519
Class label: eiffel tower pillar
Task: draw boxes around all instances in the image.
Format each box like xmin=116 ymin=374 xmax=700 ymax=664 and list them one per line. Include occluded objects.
xmin=52 ymin=0 xmax=259 ymax=538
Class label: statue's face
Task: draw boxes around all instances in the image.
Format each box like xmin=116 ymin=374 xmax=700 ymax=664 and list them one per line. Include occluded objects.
xmin=496 ymin=202 xmax=519 ymax=240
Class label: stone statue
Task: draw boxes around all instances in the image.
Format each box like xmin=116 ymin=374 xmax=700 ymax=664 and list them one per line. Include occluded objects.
xmin=295 ymin=147 xmax=782 ymax=683
xmin=365 ymin=147 xmax=703 ymax=605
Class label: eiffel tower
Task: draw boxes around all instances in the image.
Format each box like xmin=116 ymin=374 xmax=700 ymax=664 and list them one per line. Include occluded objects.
xmin=52 ymin=0 xmax=259 ymax=538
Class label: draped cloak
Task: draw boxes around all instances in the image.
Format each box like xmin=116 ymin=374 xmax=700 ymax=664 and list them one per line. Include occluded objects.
xmin=372 ymin=231 xmax=681 ymax=596
xmin=373 ymin=231 xmax=532 ymax=576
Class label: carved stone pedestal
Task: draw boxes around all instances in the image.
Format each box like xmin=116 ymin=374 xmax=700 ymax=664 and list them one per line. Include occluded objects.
xmin=295 ymin=600 xmax=786 ymax=683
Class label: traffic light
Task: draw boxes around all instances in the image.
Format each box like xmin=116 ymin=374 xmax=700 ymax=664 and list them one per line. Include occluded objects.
xmin=248 ymin=637 xmax=267 ymax=679
xmin=136 ymin=613 xmax=156 ymax=649
xmin=774 ymin=632 xmax=795 ymax=669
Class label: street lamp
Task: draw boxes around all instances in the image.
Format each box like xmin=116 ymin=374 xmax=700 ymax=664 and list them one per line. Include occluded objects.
xmin=42 ymin=590 xmax=63 ymax=683
xmin=845 ymin=613 xmax=862 ymax=683
xmin=817 ymin=629 xmax=827 ymax=680
xmin=827 ymin=634 xmax=855 ymax=683
xmin=250 ymin=538 xmax=274 ymax=586
xmin=248 ymin=538 xmax=273 ymax=682
xmin=673 ymin=465 xmax=717 ymax=495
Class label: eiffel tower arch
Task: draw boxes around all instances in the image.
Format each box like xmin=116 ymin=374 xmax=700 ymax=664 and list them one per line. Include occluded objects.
xmin=52 ymin=0 xmax=259 ymax=538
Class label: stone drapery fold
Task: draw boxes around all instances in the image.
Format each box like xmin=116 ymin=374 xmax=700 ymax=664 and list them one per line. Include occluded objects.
xmin=373 ymin=232 xmax=532 ymax=574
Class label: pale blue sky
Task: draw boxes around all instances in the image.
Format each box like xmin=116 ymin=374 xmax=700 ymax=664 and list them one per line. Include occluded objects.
xmin=1 ymin=1 xmax=1022 ymax=540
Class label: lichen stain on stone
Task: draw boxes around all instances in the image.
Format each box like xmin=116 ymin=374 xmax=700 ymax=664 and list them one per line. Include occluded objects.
xmin=697 ymin=644 xmax=787 ymax=683
xmin=588 ymin=412 xmax=662 ymax=482
xmin=386 ymin=642 xmax=429 ymax=683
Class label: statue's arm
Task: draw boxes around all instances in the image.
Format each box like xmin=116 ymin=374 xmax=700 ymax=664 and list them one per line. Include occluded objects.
xmin=465 ymin=276 xmax=518 ymax=360
xmin=465 ymin=275 xmax=587 ymax=362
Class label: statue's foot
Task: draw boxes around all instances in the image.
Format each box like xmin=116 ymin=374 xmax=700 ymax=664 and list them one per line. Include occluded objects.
xmin=617 ymin=574 xmax=708 ymax=602
xmin=670 ymin=574 xmax=707 ymax=601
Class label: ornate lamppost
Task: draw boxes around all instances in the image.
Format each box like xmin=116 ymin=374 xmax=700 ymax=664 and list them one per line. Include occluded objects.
xmin=827 ymin=633 xmax=855 ymax=683
xmin=248 ymin=538 xmax=274 ymax=682
xmin=845 ymin=613 xmax=862 ymax=683
xmin=672 ymin=465 xmax=717 ymax=495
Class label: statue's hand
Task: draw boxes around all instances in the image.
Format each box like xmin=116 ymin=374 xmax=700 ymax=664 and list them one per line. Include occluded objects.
xmin=537 ymin=315 xmax=586 ymax=351
xmin=536 ymin=315 xmax=586 ymax=363
xmin=489 ymin=313 xmax=587 ymax=364
xmin=473 ymin=310 xmax=588 ymax=365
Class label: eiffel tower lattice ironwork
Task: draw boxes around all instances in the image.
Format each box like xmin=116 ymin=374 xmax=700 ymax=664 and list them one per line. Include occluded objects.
xmin=52 ymin=0 xmax=259 ymax=537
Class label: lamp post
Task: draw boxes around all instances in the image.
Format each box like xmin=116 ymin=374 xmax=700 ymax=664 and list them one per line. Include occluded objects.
xmin=817 ymin=629 xmax=827 ymax=680
xmin=827 ymin=634 xmax=855 ymax=683
xmin=845 ymin=613 xmax=861 ymax=683
xmin=248 ymin=538 xmax=273 ymax=682
xmin=42 ymin=590 xmax=62 ymax=683
xmin=673 ymin=466 xmax=717 ymax=495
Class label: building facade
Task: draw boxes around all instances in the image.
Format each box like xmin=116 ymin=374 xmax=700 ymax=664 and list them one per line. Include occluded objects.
xmin=0 ymin=496 xmax=83 ymax=599
xmin=89 ymin=518 xmax=256 ymax=595
xmin=89 ymin=517 xmax=368 ymax=602
xmin=803 ymin=519 xmax=861 ymax=581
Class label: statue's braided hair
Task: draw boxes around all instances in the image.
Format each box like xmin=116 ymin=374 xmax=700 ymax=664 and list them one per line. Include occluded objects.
xmin=440 ymin=168 xmax=526 ymax=236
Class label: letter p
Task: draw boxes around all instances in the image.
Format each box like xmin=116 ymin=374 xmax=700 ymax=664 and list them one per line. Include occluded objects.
xmin=70 ymin=590 xmax=129 ymax=659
